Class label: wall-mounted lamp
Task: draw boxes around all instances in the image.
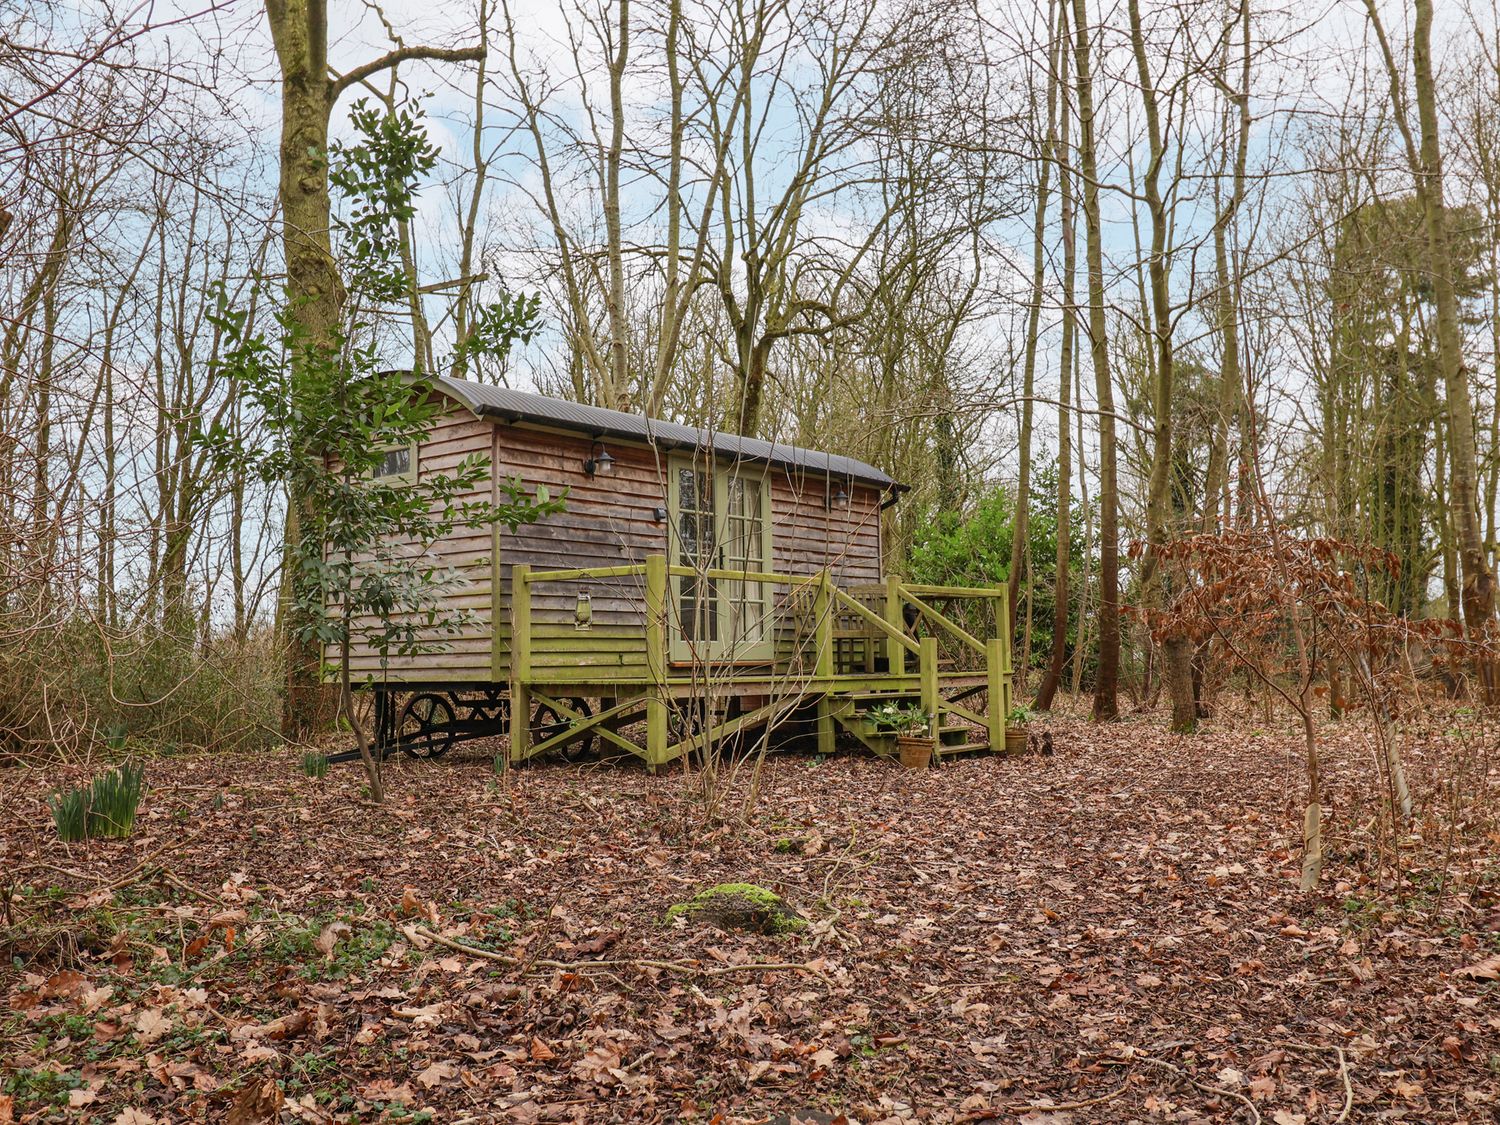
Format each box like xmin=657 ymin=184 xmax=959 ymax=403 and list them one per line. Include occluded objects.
xmin=827 ymin=484 xmax=850 ymax=510
xmin=574 ymin=592 xmax=593 ymax=630
xmin=583 ymin=440 xmax=614 ymax=478
xmin=652 ymin=506 xmax=668 ymax=523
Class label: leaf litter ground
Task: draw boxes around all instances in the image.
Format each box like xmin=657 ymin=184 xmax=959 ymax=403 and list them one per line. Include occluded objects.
xmin=2 ymin=708 xmax=1498 ymax=1123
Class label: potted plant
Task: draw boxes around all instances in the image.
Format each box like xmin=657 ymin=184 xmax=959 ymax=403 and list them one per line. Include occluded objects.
xmin=1005 ymin=704 xmax=1030 ymax=756
xmin=867 ymin=702 xmax=933 ymax=768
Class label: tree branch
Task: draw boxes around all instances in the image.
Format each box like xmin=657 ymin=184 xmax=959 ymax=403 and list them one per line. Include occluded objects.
xmin=331 ymin=45 xmax=486 ymax=101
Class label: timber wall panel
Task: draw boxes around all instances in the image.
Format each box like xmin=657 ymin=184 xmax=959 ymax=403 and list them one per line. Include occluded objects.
xmin=343 ymin=401 xmax=890 ymax=687
xmin=337 ymin=410 xmax=498 ymax=684
xmin=494 ymin=427 xmax=669 ymax=681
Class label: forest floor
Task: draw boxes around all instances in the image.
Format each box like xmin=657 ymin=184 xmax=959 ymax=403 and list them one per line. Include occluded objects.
xmin=2 ymin=706 xmax=1499 ymax=1124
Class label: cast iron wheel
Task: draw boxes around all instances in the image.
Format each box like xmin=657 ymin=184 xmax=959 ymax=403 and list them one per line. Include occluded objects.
xmin=530 ymin=697 xmax=595 ymax=760
xmin=399 ymin=693 xmax=457 ymax=758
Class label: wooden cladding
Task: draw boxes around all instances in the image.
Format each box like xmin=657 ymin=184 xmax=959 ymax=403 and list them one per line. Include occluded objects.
xmin=337 ymin=401 xmax=889 ymax=686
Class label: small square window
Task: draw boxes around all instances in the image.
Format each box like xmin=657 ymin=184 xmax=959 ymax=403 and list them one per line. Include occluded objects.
xmin=375 ymin=446 xmax=413 ymax=480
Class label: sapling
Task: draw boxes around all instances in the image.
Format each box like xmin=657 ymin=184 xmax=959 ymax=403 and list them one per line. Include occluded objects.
xmin=201 ymin=99 xmax=561 ymax=801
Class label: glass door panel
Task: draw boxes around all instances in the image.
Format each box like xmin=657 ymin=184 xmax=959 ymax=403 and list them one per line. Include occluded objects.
xmin=674 ymin=464 xmax=717 ymax=652
xmin=721 ymin=475 xmax=769 ymax=650
xmin=668 ymin=458 xmax=773 ymax=661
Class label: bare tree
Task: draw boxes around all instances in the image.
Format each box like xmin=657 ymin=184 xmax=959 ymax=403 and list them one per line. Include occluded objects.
xmin=1365 ymin=0 xmax=1497 ymax=698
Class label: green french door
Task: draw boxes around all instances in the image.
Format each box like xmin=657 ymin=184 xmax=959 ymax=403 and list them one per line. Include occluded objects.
xmin=668 ymin=458 xmax=774 ymax=662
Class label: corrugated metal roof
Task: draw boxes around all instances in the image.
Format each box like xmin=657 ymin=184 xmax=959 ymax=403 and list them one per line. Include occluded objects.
xmin=434 ymin=377 xmax=904 ymax=490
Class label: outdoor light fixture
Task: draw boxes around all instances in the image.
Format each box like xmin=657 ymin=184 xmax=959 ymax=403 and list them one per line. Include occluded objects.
xmin=652 ymin=506 xmax=668 ymax=523
xmin=583 ymin=440 xmax=614 ymax=477
xmin=828 ymin=484 xmax=850 ymax=510
xmin=574 ymin=592 xmax=593 ymax=630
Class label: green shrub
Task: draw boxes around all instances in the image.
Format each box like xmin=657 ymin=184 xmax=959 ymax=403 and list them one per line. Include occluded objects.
xmin=301 ymin=752 xmax=330 ymax=779
xmin=49 ymin=762 xmax=147 ymax=841
xmin=866 ymin=701 xmax=930 ymax=735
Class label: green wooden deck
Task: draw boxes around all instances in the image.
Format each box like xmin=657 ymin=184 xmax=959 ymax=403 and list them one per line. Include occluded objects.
xmin=507 ymin=554 xmax=1014 ymax=767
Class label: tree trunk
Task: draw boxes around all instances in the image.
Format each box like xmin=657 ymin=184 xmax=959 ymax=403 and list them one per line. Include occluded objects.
xmin=1007 ymin=0 xmax=1061 ymax=636
xmin=1201 ymin=0 xmax=1251 ymax=532
xmin=1036 ymin=13 xmax=1073 ymax=712
xmin=1126 ymin=0 xmax=1195 ymax=734
xmin=1071 ymin=0 xmax=1119 ymax=721
xmin=1368 ymin=0 xmax=1496 ymax=695
xmin=265 ymin=0 xmax=345 ymax=740
xmin=264 ymin=0 xmax=483 ymax=739
xmin=1071 ymin=339 xmax=1092 ymax=698
xmin=602 ymin=0 xmax=631 ymax=410
xmin=1412 ymin=0 xmax=1496 ymax=695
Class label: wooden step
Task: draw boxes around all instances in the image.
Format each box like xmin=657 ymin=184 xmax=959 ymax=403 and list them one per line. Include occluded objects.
xmin=936 ymin=740 xmax=990 ymax=755
xmin=937 ymin=724 xmax=977 ymax=741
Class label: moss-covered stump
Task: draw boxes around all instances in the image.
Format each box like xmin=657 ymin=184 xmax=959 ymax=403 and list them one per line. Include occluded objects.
xmin=665 ymin=883 xmax=807 ymax=935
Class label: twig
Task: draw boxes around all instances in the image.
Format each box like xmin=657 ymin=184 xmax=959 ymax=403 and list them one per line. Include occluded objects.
xmin=98 ymin=828 xmax=207 ymax=892
xmin=1332 ymin=1045 xmax=1353 ymax=1123
xmin=1283 ymin=1040 xmax=1353 ymax=1122
xmin=1134 ymin=1055 xmax=1261 ymax=1124
xmin=159 ymin=868 xmax=221 ymax=904
xmin=959 ymin=1077 xmax=1131 ymax=1118
xmin=402 ymin=924 xmax=516 ymax=962
xmin=405 ymin=924 xmax=832 ymax=983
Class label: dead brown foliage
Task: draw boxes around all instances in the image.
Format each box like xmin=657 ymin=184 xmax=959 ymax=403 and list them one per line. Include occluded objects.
xmin=0 ymin=711 xmax=1496 ymax=1122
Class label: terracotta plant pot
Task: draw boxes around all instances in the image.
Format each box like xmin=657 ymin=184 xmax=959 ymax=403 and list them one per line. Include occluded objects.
xmin=1004 ymin=727 xmax=1028 ymax=756
xmin=897 ymin=734 xmax=932 ymax=769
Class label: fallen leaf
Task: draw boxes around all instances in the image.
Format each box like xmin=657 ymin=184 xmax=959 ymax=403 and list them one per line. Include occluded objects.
xmin=1455 ymin=955 xmax=1500 ymax=980
xmin=41 ymin=970 xmax=88 ymax=999
xmin=359 ymin=1079 xmax=415 ymax=1102
xmin=416 ymin=1060 xmax=457 ymax=1089
xmin=226 ymin=1077 xmax=284 ymax=1125
xmin=573 ymin=930 xmax=621 ymax=955
xmin=315 ymin=921 xmax=352 ymax=961
xmin=232 ymin=1009 xmax=311 ymax=1041
xmin=134 ymin=1008 xmax=171 ymax=1045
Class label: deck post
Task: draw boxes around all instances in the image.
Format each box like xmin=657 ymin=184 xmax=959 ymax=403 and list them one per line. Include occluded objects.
xmin=883 ymin=576 xmax=904 ymax=676
xmin=920 ymin=636 xmax=939 ymax=740
xmin=814 ymin=569 xmax=836 ymax=754
xmin=986 ymin=638 xmax=1004 ymax=750
xmin=645 ymin=553 xmax=669 ymax=766
xmin=509 ymin=565 xmax=532 ymax=761
xmin=994 ymin=582 xmax=1012 ymax=720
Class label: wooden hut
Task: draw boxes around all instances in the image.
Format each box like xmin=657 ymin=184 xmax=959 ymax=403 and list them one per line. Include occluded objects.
xmin=335 ymin=378 xmax=1012 ymax=766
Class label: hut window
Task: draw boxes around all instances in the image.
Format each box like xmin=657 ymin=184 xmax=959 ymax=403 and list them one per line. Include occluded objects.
xmin=374 ymin=444 xmax=415 ymax=481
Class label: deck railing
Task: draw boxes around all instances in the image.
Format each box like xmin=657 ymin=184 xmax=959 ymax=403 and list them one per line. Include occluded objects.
xmin=512 ymin=554 xmax=1011 ymax=758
